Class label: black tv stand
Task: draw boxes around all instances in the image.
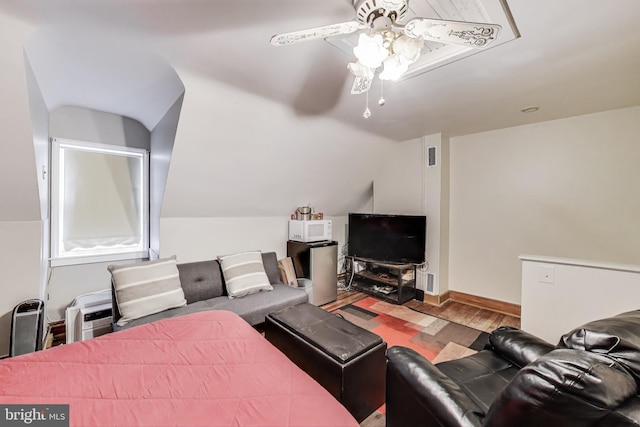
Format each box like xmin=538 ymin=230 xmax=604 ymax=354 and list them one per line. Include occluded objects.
xmin=349 ymin=257 xmax=417 ymax=304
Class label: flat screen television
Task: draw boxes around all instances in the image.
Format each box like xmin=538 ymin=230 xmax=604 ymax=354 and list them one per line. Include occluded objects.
xmin=347 ymin=213 xmax=426 ymax=264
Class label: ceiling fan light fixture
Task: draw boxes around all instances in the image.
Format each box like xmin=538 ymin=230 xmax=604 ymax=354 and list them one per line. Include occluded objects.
xmin=270 ymin=0 xmax=505 ymax=112
xmin=393 ymin=34 xmax=423 ymax=62
xmin=347 ymin=61 xmax=374 ymax=79
xmin=379 ymin=0 xmax=406 ymax=12
xmin=353 ymin=33 xmax=388 ymax=68
xmin=379 ymin=54 xmax=410 ymax=81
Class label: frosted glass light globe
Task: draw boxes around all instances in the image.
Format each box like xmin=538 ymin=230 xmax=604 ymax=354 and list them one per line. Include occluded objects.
xmin=393 ymin=35 xmax=423 ymax=63
xmin=379 ymin=54 xmax=410 ymax=81
xmin=353 ymin=33 xmax=389 ymax=69
xmin=347 ymin=61 xmax=374 ymax=79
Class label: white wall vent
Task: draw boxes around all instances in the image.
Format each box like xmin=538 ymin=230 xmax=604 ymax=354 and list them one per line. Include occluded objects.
xmin=417 ymin=269 xmax=439 ymax=295
xmin=423 ymin=272 xmax=438 ymax=296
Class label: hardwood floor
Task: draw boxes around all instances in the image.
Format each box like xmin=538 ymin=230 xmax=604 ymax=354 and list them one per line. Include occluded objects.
xmin=322 ymin=289 xmax=521 ymax=333
xmin=404 ymin=298 xmax=521 ymax=332
xmin=320 ymin=290 xmax=369 ymax=312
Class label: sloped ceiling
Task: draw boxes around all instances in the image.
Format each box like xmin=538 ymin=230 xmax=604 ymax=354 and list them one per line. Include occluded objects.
xmin=3 ymin=0 xmax=640 ymax=140
xmin=24 ymin=27 xmax=184 ymax=131
xmin=1 ymin=0 xmax=639 ymax=221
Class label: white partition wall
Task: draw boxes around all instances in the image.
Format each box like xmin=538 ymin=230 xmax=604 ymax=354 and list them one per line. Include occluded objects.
xmin=450 ymin=107 xmax=640 ymax=306
xmin=521 ymin=255 xmax=640 ymax=343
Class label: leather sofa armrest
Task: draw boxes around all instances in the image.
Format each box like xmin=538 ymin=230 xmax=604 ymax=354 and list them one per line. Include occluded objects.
xmin=484 ymin=349 xmax=638 ymax=427
xmin=489 ymin=326 xmax=555 ymax=368
xmin=386 ymin=346 xmax=484 ymax=427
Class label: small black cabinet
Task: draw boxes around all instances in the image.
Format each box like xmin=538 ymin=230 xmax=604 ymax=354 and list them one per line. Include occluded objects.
xmin=349 ymin=258 xmax=416 ymax=304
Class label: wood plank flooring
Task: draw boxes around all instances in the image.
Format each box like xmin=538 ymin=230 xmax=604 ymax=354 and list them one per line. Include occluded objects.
xmin=322 ymin=289 xmax=521 ymax=333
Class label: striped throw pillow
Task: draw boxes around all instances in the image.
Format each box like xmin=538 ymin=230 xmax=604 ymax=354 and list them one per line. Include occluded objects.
xmin=108 ymin=256 xmax=187 ymax=326
xmin=218 ymin=251 xmax=273 ymax=299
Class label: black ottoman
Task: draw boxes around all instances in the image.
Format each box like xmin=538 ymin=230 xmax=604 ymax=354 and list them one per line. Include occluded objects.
xmin=265 ymin=303 xmax=386 ymax=422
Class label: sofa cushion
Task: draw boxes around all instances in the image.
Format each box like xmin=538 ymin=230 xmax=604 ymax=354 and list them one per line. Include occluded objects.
xmin=113 ymin=299 xmax=216 ymax=331
xmin=262 ymin=252 xmax=283 ymax=284
xmin=206 ymin=283 xmax=308 ymax=326
xmin=559 ymin=310 xmax=640 ymax=379
xmin=108 ymin=256 xmax=187 ymax=326
xmin=218 ymin=251 xmax=273 ymax=299
xmin=177 ymin=260 xmax=224 ymax=302
xmin=115 ymin=283 xmax=308 ymax=330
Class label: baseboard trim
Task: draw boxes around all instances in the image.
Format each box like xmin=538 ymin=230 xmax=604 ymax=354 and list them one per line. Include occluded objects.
xmin=449 ymin=291 xmax=521 ymax=317
xmin=422 ymin=291 xmax=450 ymax=306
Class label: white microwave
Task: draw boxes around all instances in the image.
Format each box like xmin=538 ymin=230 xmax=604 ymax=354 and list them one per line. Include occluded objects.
xmin=288 ymin=220 xmax=332 ymax=243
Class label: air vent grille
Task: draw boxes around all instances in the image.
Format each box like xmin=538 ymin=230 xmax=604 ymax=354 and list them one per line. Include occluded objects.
xmin=427 ymin=146 xmax=437 ymax=167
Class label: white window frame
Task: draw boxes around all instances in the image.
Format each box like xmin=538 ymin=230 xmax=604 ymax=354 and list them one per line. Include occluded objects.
xmin=50 ymin=138 xmax=149 ymax=266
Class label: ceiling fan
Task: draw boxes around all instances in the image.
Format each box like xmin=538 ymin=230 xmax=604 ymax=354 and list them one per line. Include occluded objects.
xmin=271 ymin=0 xmax=501 ymax=99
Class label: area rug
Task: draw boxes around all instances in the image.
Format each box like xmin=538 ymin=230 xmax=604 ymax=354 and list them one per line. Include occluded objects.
xmin=331 ymin=297 xmax=490 ymax=427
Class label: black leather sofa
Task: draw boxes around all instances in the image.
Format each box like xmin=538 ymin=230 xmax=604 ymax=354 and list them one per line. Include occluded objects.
xmin=386 ymin=309 xmax=640 ymax=427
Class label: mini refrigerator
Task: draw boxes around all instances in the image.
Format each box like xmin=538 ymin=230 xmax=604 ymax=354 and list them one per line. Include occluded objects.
xmin=287 ymin=240 xmax=338 ymax=306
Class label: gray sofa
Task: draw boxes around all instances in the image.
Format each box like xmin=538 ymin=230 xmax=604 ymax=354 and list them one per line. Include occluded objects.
xmin=111 ymin=252 xmax=308 ymax=331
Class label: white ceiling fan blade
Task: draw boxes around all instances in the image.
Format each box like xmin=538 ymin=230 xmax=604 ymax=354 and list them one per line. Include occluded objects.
xmin=404 ymin=18 xmax=501 ymax=48
xmin=270 ymin=21 xmax=362 ymax=46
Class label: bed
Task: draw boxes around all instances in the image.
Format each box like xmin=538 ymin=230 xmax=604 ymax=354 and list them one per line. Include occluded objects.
xmin=0 ymin=310 xmax=359 ymax=427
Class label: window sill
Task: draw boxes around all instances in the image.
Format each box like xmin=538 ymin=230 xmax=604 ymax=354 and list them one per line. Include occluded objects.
xmin=50 ymin=250 xmax=149 ymax=267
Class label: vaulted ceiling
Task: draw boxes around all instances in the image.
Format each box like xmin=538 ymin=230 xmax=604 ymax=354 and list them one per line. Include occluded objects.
xmin=1 ymin=0 xmax=640 ymax=223
xmin=3 ymin=0 xmax=640 ymax=142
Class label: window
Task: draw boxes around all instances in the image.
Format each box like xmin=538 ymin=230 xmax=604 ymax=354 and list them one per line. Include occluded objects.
xmin=51 ymin=138 xmax=149 ymax=266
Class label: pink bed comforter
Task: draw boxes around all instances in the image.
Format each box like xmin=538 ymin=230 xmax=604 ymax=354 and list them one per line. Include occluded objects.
xmin=0 ymin=310 xmax=359 ymax=427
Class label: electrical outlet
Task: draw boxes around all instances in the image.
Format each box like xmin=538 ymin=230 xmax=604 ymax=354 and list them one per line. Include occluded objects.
xmin=539 ymin=265 xmax=555 ymax=284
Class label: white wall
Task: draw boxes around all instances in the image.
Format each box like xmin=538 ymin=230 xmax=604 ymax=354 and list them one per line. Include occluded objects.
xmin=0 ymin=13 xmax=40 ymax=222
xmin=159 ymin=215 xmax=349 ymax=267
xmin=372 ymin=137 xmax=424 ymax=215
xmin=50 ymin=107 xmax=151 ymax=150
xmin=46 ymin=263 xmax=115 ymax=321
xmin=0 ymin=13 xmax=44 ymax=357
xmin=0 ymin=221 xmax=43 ymax=356
xmin=161 ymin=69 xmax=395 ymax=219
xmin=449 ymin=106 xmax=640 ymax=304
xmin=521 ymin=255 xmax=640 ymax=343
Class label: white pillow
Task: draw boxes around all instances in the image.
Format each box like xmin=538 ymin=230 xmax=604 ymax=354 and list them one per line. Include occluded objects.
xmin=108 ymin=256 xmax=186 ymax=326
xmin=218 ymin=251 xmax=273 ymax=299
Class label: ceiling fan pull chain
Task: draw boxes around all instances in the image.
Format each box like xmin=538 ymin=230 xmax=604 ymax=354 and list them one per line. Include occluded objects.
xmin=379 ymin=80 xmax=386 ymax=106
xmin=270 ymin=0 xmax=503 ymax=115
xmin=363 ymin=91 xmax=372 ymax=119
